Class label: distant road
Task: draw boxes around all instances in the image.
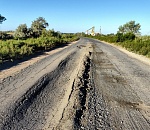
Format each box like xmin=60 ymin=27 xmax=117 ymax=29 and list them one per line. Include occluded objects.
xmin=0 ymin=38 xmax=150 ymax=129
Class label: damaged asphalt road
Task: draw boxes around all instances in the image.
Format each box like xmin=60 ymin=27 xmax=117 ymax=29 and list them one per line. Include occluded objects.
xmin=0 ymin=38 xmax=150 ymax=129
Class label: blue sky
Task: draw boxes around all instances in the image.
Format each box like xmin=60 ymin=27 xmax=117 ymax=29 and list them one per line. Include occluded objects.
xmin=0 ymin=0 xmax=150 ymax=35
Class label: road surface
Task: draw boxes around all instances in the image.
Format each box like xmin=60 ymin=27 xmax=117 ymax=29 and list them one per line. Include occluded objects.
xmin=0 ymin=38 xmax=150 ymax=130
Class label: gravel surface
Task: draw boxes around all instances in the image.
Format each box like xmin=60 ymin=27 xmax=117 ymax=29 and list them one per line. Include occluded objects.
xmin=0 ymin=38 xmax=150 ymax=129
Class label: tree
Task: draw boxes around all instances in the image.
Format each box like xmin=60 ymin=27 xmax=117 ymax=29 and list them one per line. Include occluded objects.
xmin=118 ymin=25 xmax=125 ymax=34
xmin=123 ymin=32 xmax=135 ymax=41
xmin=116 ymin=33 xmax=124 ymax=42
xmin=14 ymin=24 xmax=28 ymax=39
xmin=116 ymin=32 xmax=135 ymax=42
xmin=0 ymin=14 xmax=6 ymax=24
xmin=31 ymin=17 xmax=49 ymax=37
xmin=118 ymin=21 xmax=141 ymax=35
xmin=27 ymin=28 xmax=34 ymax=38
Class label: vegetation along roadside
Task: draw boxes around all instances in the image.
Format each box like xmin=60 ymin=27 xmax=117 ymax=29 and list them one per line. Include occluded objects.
xmin=86 ymin=21 xmax=150 ymax=58
xmin=0 ymin=16 xmax=79 ymax=63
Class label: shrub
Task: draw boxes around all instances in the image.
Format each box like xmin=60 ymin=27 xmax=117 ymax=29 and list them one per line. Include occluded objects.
xmin=0 ymin=33 xmax=79 ymax=63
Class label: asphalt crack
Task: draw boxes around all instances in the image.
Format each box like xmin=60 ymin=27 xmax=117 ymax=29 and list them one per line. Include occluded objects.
xmin=74 ymin=56 xmax=91 ymax=129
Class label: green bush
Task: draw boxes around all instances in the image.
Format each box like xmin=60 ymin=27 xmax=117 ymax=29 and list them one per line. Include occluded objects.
xmin=0 ymin=33 xmax=79 ymax=63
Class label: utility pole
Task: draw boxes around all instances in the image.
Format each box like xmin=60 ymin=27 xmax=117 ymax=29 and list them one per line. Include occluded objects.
xmin=100 ymin=26 xmax=101 ymax=35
